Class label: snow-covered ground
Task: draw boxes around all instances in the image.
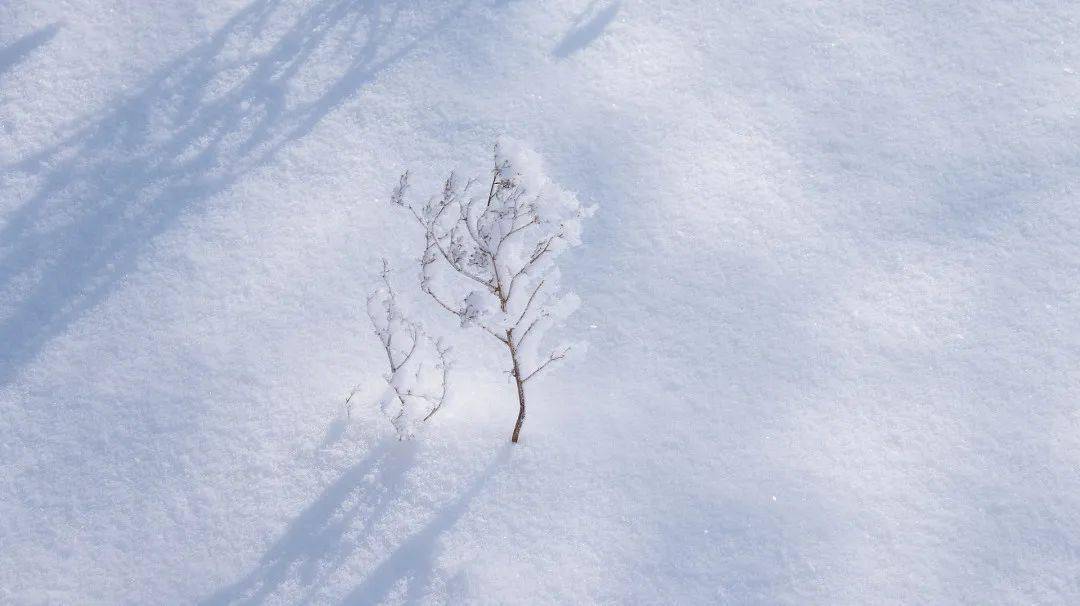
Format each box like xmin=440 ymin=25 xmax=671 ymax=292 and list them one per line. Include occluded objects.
xmin=2 ymin=1 xmax=1079 ymax=603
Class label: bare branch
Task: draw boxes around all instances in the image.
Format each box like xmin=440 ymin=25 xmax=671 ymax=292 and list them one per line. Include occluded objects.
xmin=523 ymin=346 xmax=570 ymax=383
xmin=514 ymin=312 xmax=548 ymax=349
xmin=492 ymin=215 xmax=540 ymax=266
xmin=459 ymin=196 xmax=492 ymax=255
xmin=344 ymin=384 xmax=361 ymax=419
xmin=514 ymin=279 xmax=545 ymax=327
xmin=486 ymin=326 xmax=511 ymax=345
xmin=421 ymin=281 xmax=464 ymax=318
xmin=484 ymin=166 xmax=499 ymax=211
xmin=421 ymin=339 xmax=451 ymax=422
xmin=506 ymin=235 xmax=557 ymax=300
xmin=390 ymin=171 xmax=409 ymax=207
xmin=427 ymin=229 xmax=493 ymax=290
xmin=395 ymin=327 xmax=420 ymax=371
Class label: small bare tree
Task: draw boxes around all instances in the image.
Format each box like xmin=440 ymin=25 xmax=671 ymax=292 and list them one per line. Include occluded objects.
xmin=391 ymin=138 xmax=594 ymax=443
xmin=364 ymin=260 xmax=450 ymax=439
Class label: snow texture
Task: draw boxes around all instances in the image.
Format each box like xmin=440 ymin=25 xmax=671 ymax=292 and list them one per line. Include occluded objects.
xmin=2 ymin=0 xmax=1079 ymax=604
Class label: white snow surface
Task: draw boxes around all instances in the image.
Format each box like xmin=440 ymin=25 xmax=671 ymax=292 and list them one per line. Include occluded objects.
xmin=2 ymin=1 xmax=1080 ymax=604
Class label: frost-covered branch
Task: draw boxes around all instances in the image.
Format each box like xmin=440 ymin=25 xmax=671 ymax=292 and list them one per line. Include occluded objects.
xmin=390 ymin=138 xmax=595 ymax=442
xmin=366 ymin=260 xmax=452 ymax=439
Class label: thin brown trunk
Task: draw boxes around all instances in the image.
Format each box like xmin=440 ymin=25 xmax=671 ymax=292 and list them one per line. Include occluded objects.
xmin=507 ymin=329 xmax=527 ymax=443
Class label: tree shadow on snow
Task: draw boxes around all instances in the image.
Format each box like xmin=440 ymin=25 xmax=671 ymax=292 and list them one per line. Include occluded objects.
xmin=552 ymin=0 xmax=620 ymax=59
xmin=0 ymin=22 xmax=61 ymax=81
xmin=338 ymin=445 xmax=508 ymax=605
xmin=200 ymin=441 xmax=508 ymax=605
xmin=0 ymin=0 xmax=467 ymax=388
xmin=200 ymin=439 xmax=413 ymax=605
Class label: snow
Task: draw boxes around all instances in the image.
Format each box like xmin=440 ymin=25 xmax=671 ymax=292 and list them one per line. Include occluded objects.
xmin=2 ymin=0 xmax=1079 ymax=603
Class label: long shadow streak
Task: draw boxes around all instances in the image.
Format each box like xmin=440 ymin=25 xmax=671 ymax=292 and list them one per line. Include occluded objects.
xmin=0 ymin=0 xmax=469 ymax=389
xmin=0 ymin=23 xmax=61 ymax=80
xmin=339 ymin=445 xmax=510 ymax=605
xmin=200 ymin=439 xmax=415 ymax=605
